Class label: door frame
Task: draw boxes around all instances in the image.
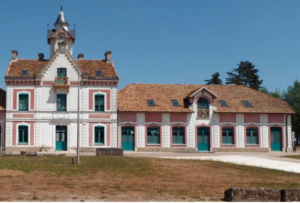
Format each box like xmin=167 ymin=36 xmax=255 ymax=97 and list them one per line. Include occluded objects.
xmin=195 ymin=125 xmax=212 ymax=151
xmin=119 ymin=125 xmax=137 ymax=151
xmin=55 ymin=125 xmax=68 ymax=151
xmin=269 ymin=126 xmax=284 ymax=151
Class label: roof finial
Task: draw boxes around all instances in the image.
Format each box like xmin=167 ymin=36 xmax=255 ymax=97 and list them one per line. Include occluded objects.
xmin=61 ymin=5 xmax=63 ymax=11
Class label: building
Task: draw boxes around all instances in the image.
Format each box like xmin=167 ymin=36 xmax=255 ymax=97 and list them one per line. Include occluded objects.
xmin=0 ymin=89 xmax=6 ymax=150
xmin=118 ymin=84 xmax=295 ymax=152
xmin=4 ymin=8 xmax=119 ymax=152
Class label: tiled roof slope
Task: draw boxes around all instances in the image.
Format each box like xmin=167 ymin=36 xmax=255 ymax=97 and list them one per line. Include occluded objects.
xmin=118 ymin=84 xmax=295 ymax=114
xmin=6 ymin=59 xmax=118 ymax=79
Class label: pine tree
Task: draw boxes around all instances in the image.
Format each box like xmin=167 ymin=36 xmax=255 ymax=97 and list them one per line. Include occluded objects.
xmin=226 ymin=61 xmax=263 ymax=90
xmin=204 ymin=72 xmax=223 ymax=85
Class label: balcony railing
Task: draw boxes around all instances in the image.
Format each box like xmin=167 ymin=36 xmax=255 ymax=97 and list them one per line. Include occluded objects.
xmin=54 ymin=77 xmax=70 ymax=92
xmin=197 ymin=109 xmax=209 ymax=118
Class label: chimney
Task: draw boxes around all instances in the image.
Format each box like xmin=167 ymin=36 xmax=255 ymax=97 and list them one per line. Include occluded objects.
xmin=11 ymin=50 xmax=18 ymax=61
xmin=104 ymin=51 xmax=112 ymax=63
xmin=78 ymin=53 xmax=84 ymax=60
xmin=38 ymin=53 xmax=44 ymax=61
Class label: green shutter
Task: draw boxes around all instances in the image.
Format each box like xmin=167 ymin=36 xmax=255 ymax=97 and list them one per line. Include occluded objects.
xmin=19 ymin=94 xmax=29 ymax=111
xmin=57 ymin=94 xmax=67 ymax=111
xmin=95 ymin=95 xmax=105 ymax=111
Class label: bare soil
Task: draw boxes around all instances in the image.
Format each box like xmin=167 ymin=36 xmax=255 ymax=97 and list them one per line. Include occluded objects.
xmin=0 ymin=156 xmax=299 ymax=202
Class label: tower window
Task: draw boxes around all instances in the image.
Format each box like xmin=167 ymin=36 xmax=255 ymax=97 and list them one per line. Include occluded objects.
xmin=147 ymin=99 xmax=156 ymax=106
xmin=57 ymin=68 xmax=67 ymax=77
xmin=171 ymin=100 xmax=180 ymax=107
xmin=21 ymin=70 xmax=28 ymax=75
xmin=95 ymin=71 xmax=102 ymax=76
xmin=242 ymin=100 xmax=253 ymax=107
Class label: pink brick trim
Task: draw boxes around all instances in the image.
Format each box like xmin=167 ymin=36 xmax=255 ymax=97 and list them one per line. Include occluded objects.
xmin=170 ymin=113 xmax=187 ymax=123
xmin=89 ymin=114 xmax=110 ymax=119
xmin=220 ymin=113 xmax=236 ymax=123
xmin=89 ymin=89 xmax=111 ymax=111
xmin=13 ymin=114 xmax=34 ymax=118
xmin=13 ymin=89 xmax=35 ymax=110
xmin=12 ymin=121 xmax=34 ymax=146
xmin=244 ymin=114 xmax=260 ymax=123
xmin=268 ymin=114 xmax=284 ymax=124
xmin=119 ymin=113 xmax=137 ymax=123
xmin=145 ymin=113 xmax=162 ymax=123
xmin=89 ymin=123 xmax=110 ymax=147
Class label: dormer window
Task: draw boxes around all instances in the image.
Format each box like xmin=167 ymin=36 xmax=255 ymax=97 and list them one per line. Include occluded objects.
xmin=242 ymin=100 xmax=253 ymax=107
xmin=171 ymin=99 xmax=180 ymax=107
xmin=95 ymin=71 xmax=102 ymax=76
xmin=57 ymin=68 xmax=67 ymax=77
xmin=219 ymin=100 xmax=229 ymax=107
xmin=21 ymin=70 xmax=28 ymax=75
xmin=197 ymin=97 xmax=209 ymax=118
xmin=147 ymin=99 xmax=156 ymax=106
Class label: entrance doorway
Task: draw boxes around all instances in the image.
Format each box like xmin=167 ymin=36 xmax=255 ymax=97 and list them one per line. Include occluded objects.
xmin=270 ymin=127 xmax=282 ymax=151
xmin=121 ymin=126 xmax=135 ymax=151
xmin=197 ymin=127 xmax=210 ymax=151
xmin=56 ymin=126 xmax=67 ymax=151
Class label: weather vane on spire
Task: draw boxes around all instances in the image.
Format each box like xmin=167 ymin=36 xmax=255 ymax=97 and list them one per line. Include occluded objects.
xmin=61 ymin=5 xmax=63 ymax=11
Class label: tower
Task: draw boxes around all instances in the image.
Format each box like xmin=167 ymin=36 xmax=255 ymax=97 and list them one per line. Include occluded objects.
xmin=47 ymin=6 xmax=76 ymax=57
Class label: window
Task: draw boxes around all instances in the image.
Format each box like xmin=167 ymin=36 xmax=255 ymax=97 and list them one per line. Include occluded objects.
xmin=21 ymin=70 xmax=28 ymax=75
xmin=147 ymin=127 xmax=160 ymax=144
xmin=222 ymin=127 xmax=234 ymax=144
xmin=95 ymin=94 xmax=105 ymax=111
xmin=94 ymin=126 xmax=105 ymax=144
xmin=18 ymin=125 xmax=28 ymax=144
xmin=197 ymin=97 xmax=209 ymax=109
xmin=197 ymin=97 xmax=209 ymax=118
xmin=95 ymin=71 xmax=102 ymax=76
xmin=219 ymin=100 xmax=229 ymax=107
xmin=242 ymin=100 xmax=253 ymax=107
xmin=172 ymin=127 xmax=185 ymax=144
xmin=57 ymin=94 xmax=67 ymax=111
xmin=246 ymin=127 xmax=258 ymax=145
xmin=57 ymin=68 xmax=67 ymax=77
xmin=171 ymin=99 xmax=180 ymax=107
xmin=19 ymin=93 xmax=28 ymax=111
xmin=147 ymin=99 xmax=156 ymax=106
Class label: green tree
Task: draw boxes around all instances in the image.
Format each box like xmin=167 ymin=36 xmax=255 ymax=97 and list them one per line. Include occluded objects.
xmin=204 ymin=72 xmax=223 ymax=85
xmin=226 ymin=61 xmax=263 ymax=90
xmin=282 ymin=80 xmax=300 ymax=139
xmin=259 ymin=87 xmax=281 ymax=99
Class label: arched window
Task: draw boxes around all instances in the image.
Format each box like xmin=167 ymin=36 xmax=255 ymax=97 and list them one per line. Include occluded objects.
xmin=197 ymin=97 xmax=209 ymax=118
xmin=197 ymin=97 xmax=209 ymax=109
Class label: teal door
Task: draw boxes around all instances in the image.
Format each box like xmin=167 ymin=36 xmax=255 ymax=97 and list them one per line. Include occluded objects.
xmin=271 ymin=127 xmax=282 ymax=151
xmin=0 ymin=125 xmax=1 ymax=150
xmin=197 ymin=127 xmax=210 ymax=151
xmin=122 ymin=127 xmax=135 ymax=151
xmin=56 ymin=126 xmax=67 ymax=151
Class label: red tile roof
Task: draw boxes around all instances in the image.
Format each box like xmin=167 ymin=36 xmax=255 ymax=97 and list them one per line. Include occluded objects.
xmin=118 ymin=84 xmax=295 ymax=114
xmin=5 ymin=59 xmax=118 ymax=79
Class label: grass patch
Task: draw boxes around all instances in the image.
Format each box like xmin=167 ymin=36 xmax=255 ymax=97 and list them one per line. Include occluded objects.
xmin=0 ymin=156 xmax=157 ymax=176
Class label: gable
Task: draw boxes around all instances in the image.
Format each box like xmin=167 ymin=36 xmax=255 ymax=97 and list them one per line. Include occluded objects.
xmin=41 ymin=51 xmax=80 ymax=81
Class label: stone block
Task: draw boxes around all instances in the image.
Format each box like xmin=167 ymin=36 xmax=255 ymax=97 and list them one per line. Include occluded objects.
xmin=224 ymin=187 xmax=281 ymax=202
xmin=281 ymin=188 xmax=300 ymax=202
xmin=27 ymin=151 xmax=37 ymax=156
xmin=96 ymin=148 xmax=123 ymax=156
xmin=20 ymin=151 xmax=27 ymax=156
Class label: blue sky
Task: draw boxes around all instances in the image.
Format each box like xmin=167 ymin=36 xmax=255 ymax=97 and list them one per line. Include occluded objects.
xmin=0 ymin=0 xmax=299 ymax=92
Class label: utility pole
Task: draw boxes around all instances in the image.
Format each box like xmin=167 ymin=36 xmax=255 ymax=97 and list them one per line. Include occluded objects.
xmin=77 ymin=73 xmax=80 ymax=164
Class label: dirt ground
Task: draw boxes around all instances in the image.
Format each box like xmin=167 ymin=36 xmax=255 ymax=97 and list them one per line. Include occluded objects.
xmin=0 ymin=157 xmax=299 ymax=202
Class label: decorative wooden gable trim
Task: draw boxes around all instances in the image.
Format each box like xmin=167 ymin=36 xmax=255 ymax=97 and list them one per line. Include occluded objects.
xmin=48 ymin=26 xmax=74 ymax=43
xmin=189 ymin=86 xmax=218 ymax=98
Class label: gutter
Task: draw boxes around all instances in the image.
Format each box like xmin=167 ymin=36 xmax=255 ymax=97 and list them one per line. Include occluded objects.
xmin=285 ymin=114 xmax=290 ymax=153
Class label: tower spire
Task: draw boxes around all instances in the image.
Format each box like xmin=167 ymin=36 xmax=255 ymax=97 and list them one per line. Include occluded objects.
xmin=54 ymin=6 xmax=69 ymax=30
